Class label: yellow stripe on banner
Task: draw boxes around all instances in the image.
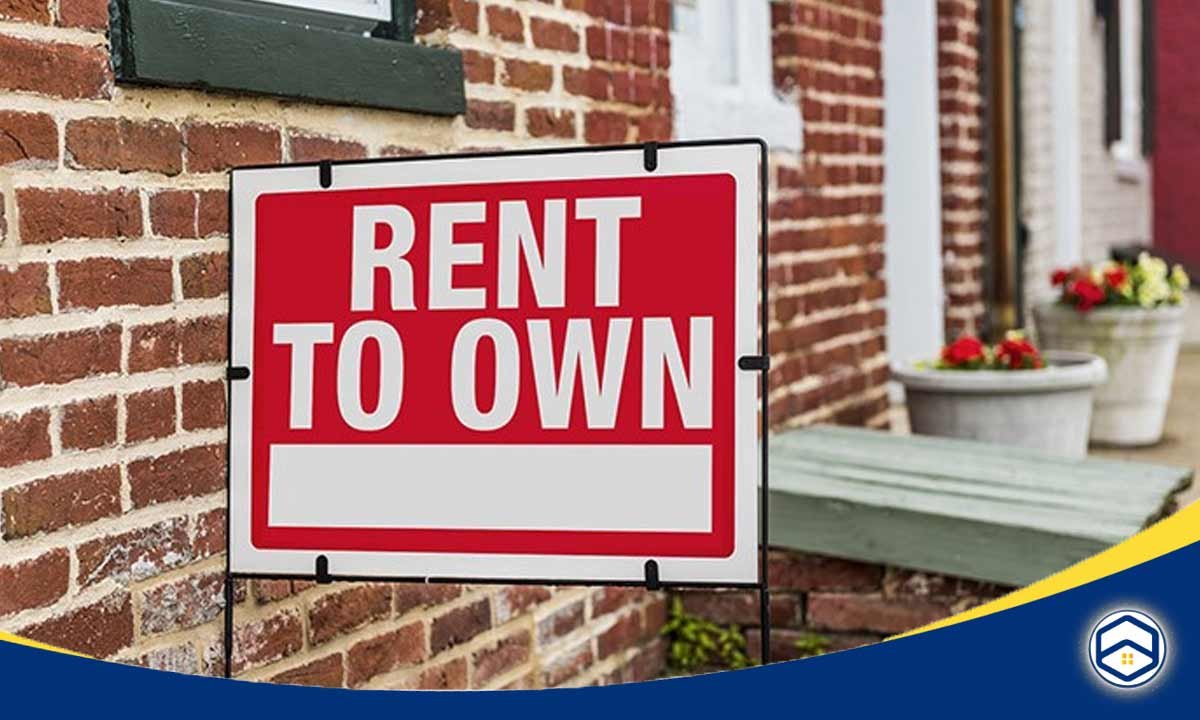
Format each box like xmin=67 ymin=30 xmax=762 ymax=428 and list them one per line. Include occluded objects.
xmin=0 ymin=630 xmax=88 ymax=657
xmin=894 ymin=499 xmax=1200 ymax=639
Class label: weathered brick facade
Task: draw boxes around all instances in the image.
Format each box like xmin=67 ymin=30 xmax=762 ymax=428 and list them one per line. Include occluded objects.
xmin=683 ymin=548 xmax=1011 ymax=663
xmin=935 ymin=0 xmax=986 ymax=338
xmin=767 ymin=0 xmax=889 ymax=430
xmin=0 ymin=0 xmax=673 ymax=689
xmin=0 ymin=0 xmax=987 ymax=686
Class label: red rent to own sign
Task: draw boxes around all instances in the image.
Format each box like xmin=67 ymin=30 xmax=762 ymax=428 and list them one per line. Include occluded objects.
xmin=229 ymin=144 xmax=761 ymax=584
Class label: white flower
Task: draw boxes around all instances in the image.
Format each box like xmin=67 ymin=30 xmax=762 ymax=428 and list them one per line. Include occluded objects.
xmin=1171 ymin=264 xmax=1190 ymax=291
xmin=1138 ymin=252 xmax=1168 ymax=280
xmin=1137 ymin=276 xmax=1170 ymax=308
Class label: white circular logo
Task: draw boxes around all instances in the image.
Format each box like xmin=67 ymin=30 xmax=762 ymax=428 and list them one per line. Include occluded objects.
xmin=1088 ymin=609 xmax=1167 ymax=688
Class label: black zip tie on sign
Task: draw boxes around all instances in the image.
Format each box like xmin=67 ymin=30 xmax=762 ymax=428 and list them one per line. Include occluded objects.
xmin=319 ymin=160 xmax=333 ymax=189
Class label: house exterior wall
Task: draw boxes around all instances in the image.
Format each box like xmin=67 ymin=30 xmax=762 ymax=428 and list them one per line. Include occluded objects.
xmin=936 ymin=0 xmax=986 ymax=339
xmin=0 ymin=0 xmax=894 ymax=687
xmin=682 ymin=548 xmax=1011 ymax=663
xmin=768 ymin=0 xmax=890 ymax=430
xmin=1019 ymin=0 xmax=1153 ymax=317
xmin=1153 ymin=0 xmax=1200 ymax=273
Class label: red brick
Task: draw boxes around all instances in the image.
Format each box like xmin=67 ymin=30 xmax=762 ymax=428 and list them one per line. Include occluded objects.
xmin=308 ymin=584 xmax=392 ymax=645
xmin=180 ymin=315 xmax=228 ymax=364
xmin=289 ymin=133 xmax=368 ymax=162
xmin=1 ymin=465 xmax=120 ymax=539
xmin=597 ymin=611 xmax=642 ymax=658
xmin=0 ymin=34 xmax=109 ymax=100
xmin=807 ymin=592 xmax=950 ymax=634
xmin=679 ymin=590 xmax=759 ymax=626
xmin=181 ymin=379 xmax=226 ymax=431
xmin=394 ymin=583 xmax=462 ymax=616
xmin=410 ymin=657 xmax=467 ymax=689
xmin=149 ymin=190 xmax=198 ymax=238
xmin=464 ymin=99 xmax=516 ymax=131
xmin=128 ymin=321 xmax=180 ymax=373
xmin=346 ymin=623 xmax=426 ymax=686
xmin=768 ymin=551 xmax=883 ymax=591
xmin=124 ymin=386 xmax=176 ymax=443
xmin=253 ymin=579 xmax=316 ymax=604
xmin=0 ymin=549 xmax=69 ymax=617
xmin=472 ymin=630 xmax=531 ymax=686
xmin=0 ymin=325 xmax=121 ymax=387
xmin=141 ymin=571 xmax=224 ymax=635
xmin=195 ymin=508 xmax=226 ymax=559
xmin=501 ymin=58 xmax=552 ymax=91
xmin=232 ymin=609 xmax=304 ymax=674
xmin=541 ymin=640 xmax=593 ymax=686
xmin=536 ymin=599 xmax=584 ymax=646
xmin=135 ymin=643 xmax=200 ymax=673
xmin=197 ymin=190 xmax=228 ymax=237
xmin=526 ymin=107 xmax=577 ymax=138
xmin=0 ymin=111 xmax=57 ymax=166
xmin=0 ymin=0 xmax=49 ymax=22
xmin=486 ymin=5 xmax=524 ymax=42
xmin=61 ymin=394 xmax=117 ymax=450
xmin=17 ymin=188 xmax=141 ymax=244
xmin=531 ymin=17 xmax=580 ymax=51
xmin=184 ymin=122 xmax=281 ymax=173
xmin=0 ymin=409 xmax=51 ymax=468
xmin=128 ymin=444 xmax=225 ymax=508
xmin=77 ymin=516 xmax=192 ymax=587
xmin=564 ymin=66 xmax=609 ymax=100
xmin=592 ymin=586 xmax=645 ymax=617
xmin=57 ymin=0 xmax=107 ymax=29
xmin=57 ymin=258 xmax=173 ymax=310
xmin=494 ymin=585 xmax=551 ymax=623
xmin=586 ymin=25 xmax=607 ymax=59
xmin=65 ymin=117 xmax=183 ymax=174
xmin=430 ymin=598 xmax=491 ymax=653
xmin=415 ymin=0 xmax=479 ymax=32
xmin=0 ymin=264 xmax=51 ymax=319
xmin=179 ymin=252 xmax=227 ymax=299
xmin=462 ymin=49 xmax=495 ymax=83
xmin=19 ymin=591 xmax=132 ymax=658
xmin=584 ymin=110 xmax=629 ymax=144
xmin=271 ymin=654 xmax=345 ymax=688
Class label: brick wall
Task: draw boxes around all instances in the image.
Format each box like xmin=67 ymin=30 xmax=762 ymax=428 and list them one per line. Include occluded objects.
xmin=681 ymin=548 xmax=1011 ymax=663
xmin=0 ymin=0 xmax=671 ymax=689
xmin=936 ymin=0 xmax=986 ymax=338
xmin=0 ymin=0 xmax=905 ymax=685
xmin=767 ymin=0 xmax=889 ymax=430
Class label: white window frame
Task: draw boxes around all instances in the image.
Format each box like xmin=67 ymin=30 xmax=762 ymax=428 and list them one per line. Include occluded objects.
xmin=1111 ymin=0 xmax=1146 ymax=181
xmin=670 ymin=0 xmax=802 ymax=151
xmin=254 ymin=0 xmax=390 ymax=21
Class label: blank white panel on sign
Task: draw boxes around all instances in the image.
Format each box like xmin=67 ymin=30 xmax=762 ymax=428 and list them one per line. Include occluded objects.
xmin=269 ymin=444 xmax=712 ymax=532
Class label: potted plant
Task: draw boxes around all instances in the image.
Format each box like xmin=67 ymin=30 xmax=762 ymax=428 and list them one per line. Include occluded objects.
xmin=892 ymin=332 xmax=1107 ymax=459
xmin=1033 ymin=253 xmax=1190 ymax=446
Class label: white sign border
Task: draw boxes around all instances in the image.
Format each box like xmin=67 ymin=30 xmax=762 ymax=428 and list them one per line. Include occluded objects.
xmin=229 ymin=142 xmax=763 ymax=585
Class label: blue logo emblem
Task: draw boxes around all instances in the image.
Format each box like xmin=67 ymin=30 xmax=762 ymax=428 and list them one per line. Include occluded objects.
xmin=1088 ymin=609 xmax=1166 ymax=688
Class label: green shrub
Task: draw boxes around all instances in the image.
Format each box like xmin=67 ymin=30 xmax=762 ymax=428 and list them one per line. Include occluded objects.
xmin=660 ymin=597 xmax=753 ymax=672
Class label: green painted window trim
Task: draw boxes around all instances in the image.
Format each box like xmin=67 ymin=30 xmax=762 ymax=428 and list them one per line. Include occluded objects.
xmin=110 ymin=0 xmax=465 ymax=116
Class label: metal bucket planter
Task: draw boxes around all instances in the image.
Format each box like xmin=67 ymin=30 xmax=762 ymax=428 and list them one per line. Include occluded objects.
xmin=1033 ymin=303 xmax=1185 ymax=446
xmin=892 ymin=351 xmax=1108 ymax=459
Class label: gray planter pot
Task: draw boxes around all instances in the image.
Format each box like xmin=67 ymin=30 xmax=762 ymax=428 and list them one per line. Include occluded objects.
xmin=892 ymin=350 xmax=1108 ymax=459
xmin=1033 ymin=303 xmax=1184 ymax=446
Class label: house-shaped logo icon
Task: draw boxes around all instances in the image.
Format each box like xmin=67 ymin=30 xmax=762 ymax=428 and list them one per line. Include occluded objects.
xmin=1088 ymin=610 xmax=1167 ymax=688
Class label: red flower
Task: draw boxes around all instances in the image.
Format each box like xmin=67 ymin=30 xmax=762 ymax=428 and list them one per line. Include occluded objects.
xmin=941 ymin=336 xmax=986 ymax=367
xmin=995 ymin=336 xmax=1045 ymax=370
xmin=1068 ymin=279 xmax=1106 ymax=312
xmin=1051 ymin=268 xmax=1071 ymax=286
xmin=1103 ymin=265 xmax=1129 ymax=289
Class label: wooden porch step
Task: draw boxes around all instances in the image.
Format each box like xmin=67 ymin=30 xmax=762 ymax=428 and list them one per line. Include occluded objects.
xmin=767 ymin=425 xmax=1194 ymax=586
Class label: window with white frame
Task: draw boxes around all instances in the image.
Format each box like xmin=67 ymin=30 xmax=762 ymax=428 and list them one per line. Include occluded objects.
xmin=670 ymin=0 xmax=802 ymax=151
xmin=1101 ymin=0 xmax=1146 ymax=178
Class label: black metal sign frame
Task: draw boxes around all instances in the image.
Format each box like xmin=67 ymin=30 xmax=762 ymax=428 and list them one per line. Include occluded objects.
xmin=221 ymin=138 xmax=772 ymax=676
